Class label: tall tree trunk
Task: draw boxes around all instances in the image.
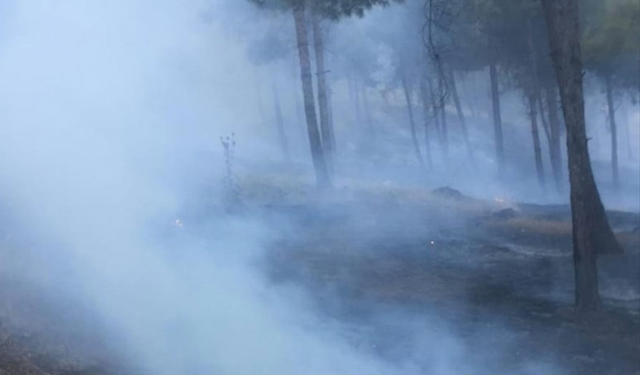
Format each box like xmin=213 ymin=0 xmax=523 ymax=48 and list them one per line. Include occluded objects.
xmin=292 ymin=54 xmax=305 ymax=155
xmin=272 ymin=83 xmax=291 ymax=161
xmin=489 ymin=62 xmax=505 ymax=174
xmin=541 ymin=0 xmax=622 ymax=313
xmin=605 ymin=75 xmax=619 ymax=188
xmin=438 ymin=77 xmax=449 ymax=158
xmin=326 ymin=75 xmax=336 ymax=155
xmin=537 ymin=93 xmax=552 ymax=146
xmin=467 ymin=71 xmax=479 ymax=119
xmin=528 ymin=93 xmax=546 ymax=187
xmin=311 ymin=12 xmax=335 ymax=174
xmin=361 ymin=83 xmax=375 ymax=137
xmin=546 ymin=83 xmax=564 ymax=191
xmin=419 ymin=76 xmax=434 ymax=169
xmin=292 ymin=5 xmax=330 ymax=187
xmin=401 ymin=76 xmax=425 ymax=168
xmin=351 ymin=72 xmax=363 ymax=127
xmin=621 ymin=101 xmax=634 ymax=160
xmin=427 ymin=78 xmax=443 ymax=152
xmin=526 ymin=15 xmax=553 ymax=185
xmin=448 ymin=69 xmax=473 ymax=159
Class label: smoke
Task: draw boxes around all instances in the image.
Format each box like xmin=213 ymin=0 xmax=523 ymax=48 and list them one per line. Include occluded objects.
xmin=0 ymin=1 xmax=403 ymax=374
xmin=0 ymin=1 xmax=602 ymax=374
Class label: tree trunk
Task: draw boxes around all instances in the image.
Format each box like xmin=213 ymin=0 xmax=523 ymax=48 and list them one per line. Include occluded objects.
xmin=467 ymin=71 xmax=479 ymax=119
xmin=621 ymin=101 xmax=633 ymax=160
xmin=605 ymin=75 xmax=619 ymax=188
xmin=292 ymin=54 xmax=305 ymax=155
xmin=537 ymin=93 xmax=552 ymax=147
xmin=401 ymin=76 xmax=425 ymax=168
xmin=292 ymin=5 xmax=330 ymax=187
xmin=311 ymin=12 xmax=335 ymax=175
xmin=489 ymin=62 xmax=505 ymax=174
xmin=527 ymin=15 xmax=552 ymax=188
xmin=419 ymin=76 xmax=434 ymax=169
xmin=449 ymin=69 xmax=473 ymax=159
xmin=528 ymin=93 xmax=546 ymax=187
xmin=427 ymin=78 xmax=443 ymax=152
xmin=438 ymin=77 xmax=449 ymax=158
xmin=546 ymin=83 xmax=564 ymax=191
xmin=351 ymin=72 xmax=363 ymax=127
xmin=361 ymin=83 xmax=375 ymax=137
xmin=272 ymin=83 xmax=291 ymax=161
xmin=541 ymin=0 xmax=623 ymax=313
xmin=326 ymin=75 xmax=336 ymax=154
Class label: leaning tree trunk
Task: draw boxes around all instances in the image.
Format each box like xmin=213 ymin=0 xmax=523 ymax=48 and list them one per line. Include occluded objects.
xmin=272 ymin=83 xmax=291 ymax=161
xmin=605 ymin=75 xmax=619 ymax=188
xmin=311 ymin=12 xmax=335 ymax=175
xmin=448 ymin=69 xmax=473 ymax=160
xmin=546 ymin=83 xmax=564 ymax=191
xmin=401 ymin=76 xmax=425 ymax=168
xmin=528 ymin=93 xmax=546 ymax=187
xmin=489 ymin=62 xmax=505 ymax=175
xmin=419 ymin=76 xmax=434 ymax=169
xmin=293 ymin=5 xmax=330 ymax=187
xmin=541 ymin=0 xmax=622 ymax=313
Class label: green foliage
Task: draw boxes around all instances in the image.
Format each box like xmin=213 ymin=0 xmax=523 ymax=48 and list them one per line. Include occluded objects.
xmin=583 ymin=0 xmax=640 ymax=90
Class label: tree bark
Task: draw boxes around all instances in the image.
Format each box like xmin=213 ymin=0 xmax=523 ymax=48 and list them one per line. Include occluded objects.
xmin=546 ymin=83 xmax=564 ymax=191
xmin=605 ymin=75 xmax=619 ymax=188
xmin=528 ymin=94 xmax=546 ymax=187
xmin=401 ymin=75 xmax=425 ymax=168
xmin=311 ymin=12 xmax=335 ymax=175
xmin=293 ymin=5 xmax=330 ymax=187
xmin=489 ymin=62 xmax=505 ymax=174
xmin=419 ymin=75 xmax=434 ymax=169
xmin=272 ymin=83 xmax=291 ymax=161
xmin=541 ymin=0 xmax=623 ymax=313
xmin=448 ymin=69 xmax=473 ymax=160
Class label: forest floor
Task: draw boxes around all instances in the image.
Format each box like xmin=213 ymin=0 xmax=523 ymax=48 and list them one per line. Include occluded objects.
xmin=0 ymin=179 xmax=639 ymax=375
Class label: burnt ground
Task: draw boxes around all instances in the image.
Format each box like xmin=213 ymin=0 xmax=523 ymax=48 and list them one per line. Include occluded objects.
xmin=261 ymin=191 xmax=640 ymax=375
xmin=0 ymin=186 xmax=639 ymax=375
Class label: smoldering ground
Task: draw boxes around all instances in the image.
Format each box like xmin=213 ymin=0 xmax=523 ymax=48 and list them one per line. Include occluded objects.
xmin=0 ymin=1 xmax=638 ymax=375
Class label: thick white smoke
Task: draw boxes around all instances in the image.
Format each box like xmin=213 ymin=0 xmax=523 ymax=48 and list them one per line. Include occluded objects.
xmin=0 ymin=1 xmax=403 ymax=374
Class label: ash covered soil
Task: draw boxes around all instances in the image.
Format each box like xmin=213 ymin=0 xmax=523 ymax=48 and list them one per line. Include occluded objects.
xmin=1 ymin=184 xmax=639 ymax=375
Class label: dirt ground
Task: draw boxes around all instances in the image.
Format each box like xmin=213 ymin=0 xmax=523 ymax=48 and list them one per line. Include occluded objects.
xmin=1 ymin=185 xmax=639 ymax=375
